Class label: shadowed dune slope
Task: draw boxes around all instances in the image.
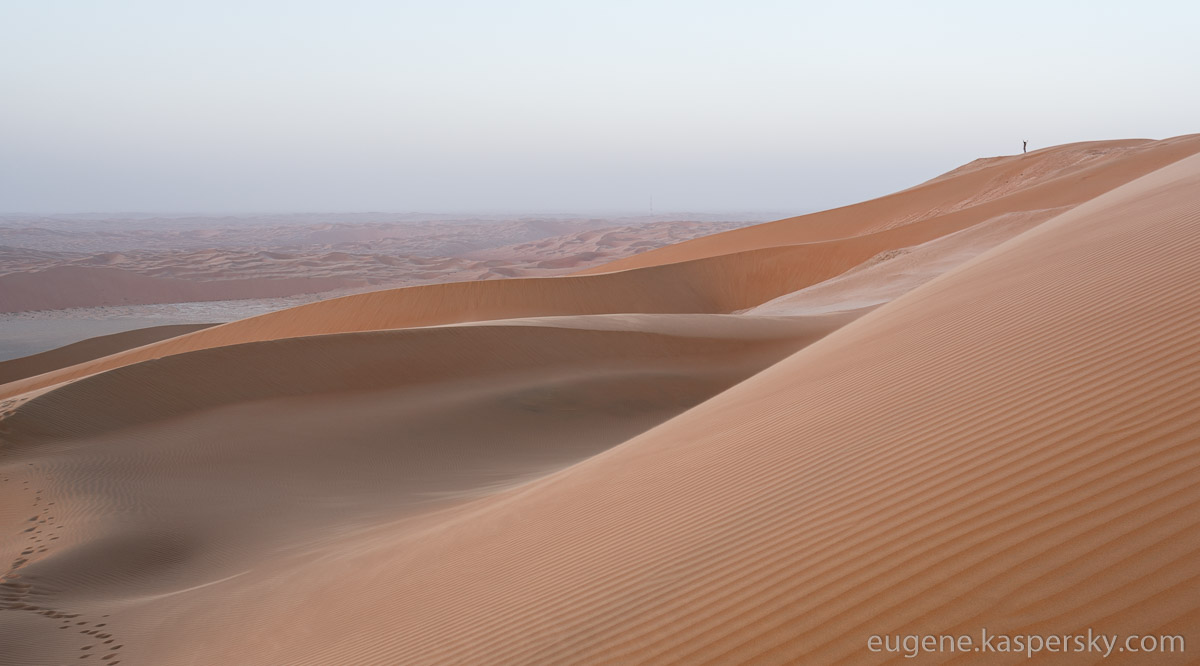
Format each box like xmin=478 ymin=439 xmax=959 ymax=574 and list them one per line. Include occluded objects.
xmin=50 ymin=148 xmax=1199 ymax=665
xmin=576 ymin=134 xmax=1200 ymax=274
xmin=1 ymin=313 xmax=856 ymax=443
xmin=0 ymin=324 xmax=216 ymax=385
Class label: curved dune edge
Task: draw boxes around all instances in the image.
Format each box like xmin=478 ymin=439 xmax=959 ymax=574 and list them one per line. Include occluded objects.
xmin=5 ymin=136 xmax=1198 ymax=402
xmin=0 ymin=266 xmax=366 ymax=314
xmin=744 ymin=206 xmax=1060 ymax=315
xmin=575 ymin=134 xmax=1200 ymax=274
xmin=0 ymin=323 xmax=217 ymax=385
xmin=82 ymin=150 xmax=1200 ymax=665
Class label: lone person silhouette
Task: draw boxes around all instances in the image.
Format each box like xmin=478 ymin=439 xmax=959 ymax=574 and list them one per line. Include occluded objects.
xmin=1023 ymin=140 xmax=1028 ymax=154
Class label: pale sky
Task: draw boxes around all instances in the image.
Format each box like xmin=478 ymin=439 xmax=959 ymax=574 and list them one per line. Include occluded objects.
xmin=2 ymin=0 xmax=1197 ymax=215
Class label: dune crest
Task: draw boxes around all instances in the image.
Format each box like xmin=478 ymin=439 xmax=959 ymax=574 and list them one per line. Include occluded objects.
xmin=576 ymin=135 xmax=1200 ymax=273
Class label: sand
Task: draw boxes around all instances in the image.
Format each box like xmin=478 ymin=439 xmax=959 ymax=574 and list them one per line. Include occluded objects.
xmin=0 ymin=324 xmax=216 ymax=385
xmin=0 ymin=217 xmax=750 ymax=313
xmin=2 ymin=135 xmax=1199 ymax=665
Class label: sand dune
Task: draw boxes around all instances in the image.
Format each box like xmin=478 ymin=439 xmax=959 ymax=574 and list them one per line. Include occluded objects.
xmin=744 ymin=206 xmax=1056 ymax=316
xmin=0 ymin=324 xmax=214 ymax=386
xmin=0 ymin=218 xmax=749 ymax=313
xmin=0 ymin=265 xmax=367 ymax=314
xmin=576 ymin=135 xmax=1200 ymax=274
xmin=3 ymin=136 xmax=1200 ymax=665
xmin=2 ymin=314 xmax=855 ymax=443
xmin=0 ymin=242 xmax=930 ymax=400
xmin=333 ymin=147 xmax=1198 ymax=665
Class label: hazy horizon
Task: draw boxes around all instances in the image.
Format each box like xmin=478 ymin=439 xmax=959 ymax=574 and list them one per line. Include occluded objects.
xmin=3 ymin=1 xmax=1197 ymax=215
xmin=0 ymin=209 xmax=790 ymax=220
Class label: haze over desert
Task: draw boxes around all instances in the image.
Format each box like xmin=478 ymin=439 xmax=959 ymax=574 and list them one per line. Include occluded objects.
xmin=3 ymin=1 xmax=1200 ymax=664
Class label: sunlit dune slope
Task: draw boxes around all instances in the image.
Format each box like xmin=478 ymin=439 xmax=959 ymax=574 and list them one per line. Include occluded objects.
xmin=744 ymin=206 xmax=1047 ymax=315
xmin=576 ymin=134 xmax=1200 ymax=274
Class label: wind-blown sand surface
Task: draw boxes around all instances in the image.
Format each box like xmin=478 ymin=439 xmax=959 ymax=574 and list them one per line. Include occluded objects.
xmin=2 ymin=136 xmax=1200 ymax=664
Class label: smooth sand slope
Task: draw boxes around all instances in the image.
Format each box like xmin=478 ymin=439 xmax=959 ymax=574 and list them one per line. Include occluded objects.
xmin=2 ymin=136 xmax=1200 ymax=665
xmin=577 ymin=135 xmax=1200 ymax=274
xmin=744 ymin=208 xmax=1050 ymax=315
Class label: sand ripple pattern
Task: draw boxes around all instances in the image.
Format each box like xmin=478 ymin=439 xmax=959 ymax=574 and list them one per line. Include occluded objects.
xmin=2 ymin=137 xmax=1200 ymax=664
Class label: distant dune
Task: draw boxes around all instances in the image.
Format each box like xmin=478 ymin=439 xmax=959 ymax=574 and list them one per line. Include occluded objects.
xmin=0 ymin=218 xmax=748 ymax=313
xmin=0 ymin=265 xmax=366 ymax=313
xmin=2 ymin=136 xmax=1199 ymax=665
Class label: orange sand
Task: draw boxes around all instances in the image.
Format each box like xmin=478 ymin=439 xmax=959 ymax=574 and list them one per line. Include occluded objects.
xmin=2 ymin=136 xmax=1199 ymax=665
